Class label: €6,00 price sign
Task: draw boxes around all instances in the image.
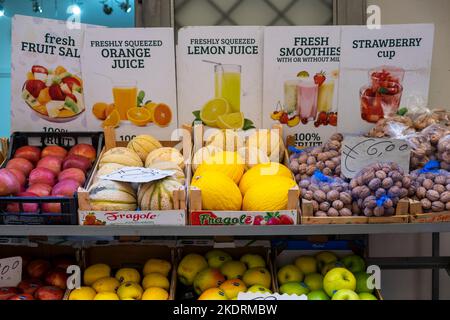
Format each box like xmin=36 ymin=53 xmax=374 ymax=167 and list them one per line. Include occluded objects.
xmin=0 ymin=257 xmax=22 ymax=287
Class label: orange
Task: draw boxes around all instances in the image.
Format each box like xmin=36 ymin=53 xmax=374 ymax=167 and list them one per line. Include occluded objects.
xmin=54 ymin=66 xmax=67 ymax=75
xmin=32 ymin=105 xmax=48 ymax=116
xmin=27 ymin=72 xmax=34 ymax=80
xmin=102 ymin=109 xmax=121 ymax=128
xmin=37 ymin=88 xmax=51 ymax=104
xmin=127 ymin=107 xmax=151 ymax=127
xmin=92 ymin=102 xmax=109 ymax=120
xmin=58 ymin=109 xmax=76 ymax=117
xmin=152 ymin=103 xmax=172 ymax=127
xmin=105 ymin=104 xmax=116 ymax=117
xmin=144 ymin=102 xmax=158 ymax=122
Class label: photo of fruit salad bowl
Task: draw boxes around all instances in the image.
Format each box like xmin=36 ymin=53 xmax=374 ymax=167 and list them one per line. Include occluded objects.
xmin=21 ymin=65 xmax=85 ymax=123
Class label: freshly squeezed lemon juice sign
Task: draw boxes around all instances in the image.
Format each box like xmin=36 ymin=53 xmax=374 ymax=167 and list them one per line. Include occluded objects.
xmin=82 ymin=28 xmax=177 ymax=140
xmin=177 ymin=27 xmax=264 ymax=131
xmin=262 ymin=26 xmax=341 ymax=148
xmin=10 ymin=15 xmax=94 ymax=132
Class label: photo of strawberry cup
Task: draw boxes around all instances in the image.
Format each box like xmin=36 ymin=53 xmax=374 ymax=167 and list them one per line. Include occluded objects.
xmin=360 ymin=82 xmax=403 ymax=123
xmin=369 ymin=66 xmax=405 ymax=91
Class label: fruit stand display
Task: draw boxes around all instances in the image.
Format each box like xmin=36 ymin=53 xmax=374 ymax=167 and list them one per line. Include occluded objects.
xmin=67 ymin=241 xmax=176 ymax=300
xmin=77 ymin=127 xmax=190 ymax=226
xmin=189 ymin=124 xmax=299 ymax=226
xmin=272 ymin=241 xmax=382 ymax=300
xmin=176 ymin=240 xmax=275 ymax=300
xmin=0 ymin=131 xmax=104 ymax=225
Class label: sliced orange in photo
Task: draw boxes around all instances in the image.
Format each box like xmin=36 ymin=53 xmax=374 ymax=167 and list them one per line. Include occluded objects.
xmin=127 ymin=107 xmax=151 ymax=126
xmin=102 ymin=109 xmax=120 ymax=128
xmin=152 ymin=103 xmax=172 ymax=127
xmin=37 ymin=88 xmax=51 ymax=104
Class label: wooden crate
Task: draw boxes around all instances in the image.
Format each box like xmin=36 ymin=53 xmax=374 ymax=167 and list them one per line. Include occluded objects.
xmin=189 ymin=124 xmax=300 ymax=226
xmin=0 ymin=138 xmax=7 ymax=167
xmin=409 ymin=199 xmax=450 ymax=223
xmin=301 ymin=199 xmax=410 ymax=224
xmin=77 ymin=127 xmax=191 ymax=226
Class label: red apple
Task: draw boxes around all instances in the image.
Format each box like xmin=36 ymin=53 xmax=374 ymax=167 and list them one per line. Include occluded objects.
xmin=37 ymin=156 xmax=63 ymax=176
xmin=26 ymin=183 xmax=52 ymax=197
xmin=42 ymin=200 xmax=62 ymax=214
xmin=29 ymin=167 xmax=56 ymax=187
xmin=41 ymin=145 xmax=68 ymax=159
xmin=58 ymin=168 xmax=86 ymax=185
xmin=52 ymin=256 xmax=75 ymax=271
xmin=34 ymin=286 xmax=64 ymax=300
xmin=0 ymin=168 xmax=21 ymax=196
xmin=68 ymin=144 xmax=96 ymax=163
xmin=6 ymin=158 xmax=34 ymax=176
xmin=0 ymin=287 xmax=20 ymax=300
xmin=25 ymin=80 xmax=46 ymax=99
xmin=8 ymin=168 xmax=26 ymax=187
xmin=6 ymin=192 xmax=40 ymax=213
xmin=52 ymin=179 xmax=80 ymax=197
xmin=48 ymin=84 xmax=66 ymax=101
xmin=14 ymin=145 xmax=41 ymax=164
xmin=27 ymin=259 xmax=51 ymax=279
xmin=8 ymin=293 xmax=35 ymax=300
xmin=62 ymin=155 xmax=91 ymax=172
xmin=18 ymin=279 xmax=43 ymax=295
xmin=45 ymin=269 xmax=68 ymax=289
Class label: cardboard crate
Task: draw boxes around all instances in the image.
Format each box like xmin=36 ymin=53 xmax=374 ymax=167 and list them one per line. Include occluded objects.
xmin=77 ymin=127 xmax=191 ymax=226
xmin=409 ymin=199 xmax=450 ymax=223
xmin=176 ymin=239 xmax=275 ymax=300
xmin=189 ymin=124 xmax=299 ymax=225
xmin=301 ymin=199 xmax=410 ymax=224
xmin=272 ymin=240 xmax=383 ymax=300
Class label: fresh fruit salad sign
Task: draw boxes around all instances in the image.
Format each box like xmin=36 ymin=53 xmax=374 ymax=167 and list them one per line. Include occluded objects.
xmin=10 ymin=15 xmax=94 ymax=133
xmin=338 ymin=24 xmax=434 ymax=135
xmin=177 ymin=26 xmax=263 ymax=131
xmin=82 ymin=28 xmax=178 ymax=141
xmin=263 ymin=26 xmax=341 ymax=148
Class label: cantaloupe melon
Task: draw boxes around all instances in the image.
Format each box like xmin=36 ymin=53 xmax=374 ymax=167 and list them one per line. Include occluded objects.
xmin=127 ymin=135 xmax=163 ymax=162
xmin=99 ymin=147 xmax=143 ymax=167
xmin=138 ymin=177 xmax=183 ymax=210
xmin=94 ymin=163 xmax=125 ymax=183
xmin=88 ymin=179 xmax=137 ymax=211
xmin=145 ymin=147 xmax=184 ymax=170
xmin=147 ymin=161 xmax=185 ymax=184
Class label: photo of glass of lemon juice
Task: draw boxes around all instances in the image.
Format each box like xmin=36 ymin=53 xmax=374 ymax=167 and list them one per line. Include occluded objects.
xmin=214 ymin=64 xmax=241 ymax=113
xmin=112 ymin=80 xmax=137 ymax=120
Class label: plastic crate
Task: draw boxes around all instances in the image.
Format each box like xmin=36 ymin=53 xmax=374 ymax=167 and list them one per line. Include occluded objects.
xmin=0 ymin=131 xmax=104 ymax=225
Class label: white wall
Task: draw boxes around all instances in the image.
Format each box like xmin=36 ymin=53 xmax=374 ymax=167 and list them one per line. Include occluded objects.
xmin=367 ymin=0 xmax=450 ymax=300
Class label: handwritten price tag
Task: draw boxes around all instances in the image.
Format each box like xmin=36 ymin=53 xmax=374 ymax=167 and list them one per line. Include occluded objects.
xmin=237 ymin=292 xmax=307 ymax=300
xmin=100 ymin=167 xmax=177 ymax=183
xmin=0 ymin=256 xmax=22 ymax=287
xmin=342 ymin=136 xmax=410 ymax=178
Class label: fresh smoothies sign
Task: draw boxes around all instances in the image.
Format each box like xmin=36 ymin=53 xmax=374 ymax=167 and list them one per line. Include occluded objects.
xmin=10 ymin=15 xmax=94 ymax=132
xmin=82 ymin=28 xmax=177 ymax=140
xmin=338 ymin=24 xmax=434 ymax=135
xmin=263 ymin=26 xmax=341 ymax=148
xmin=177 ymin=26 xmax=263 ymax=130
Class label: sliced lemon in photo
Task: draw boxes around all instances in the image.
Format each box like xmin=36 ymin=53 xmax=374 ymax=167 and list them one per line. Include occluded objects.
xmin=127 ymin=107 xmax=152 ymax=126
xmin=217 ymin=112 xmax=244 ymax=130
xmin=297 ymin=71 xmax=310 ymax=78
xmin=102 ymin=109 xmax=121 ymax=128
xmin=200 ymin=98 xmax=230 ymax=127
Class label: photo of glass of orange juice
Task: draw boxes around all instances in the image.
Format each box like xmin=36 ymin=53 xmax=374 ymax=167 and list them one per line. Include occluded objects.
xmin=214 ymin=64 xmax=241 ymax=113
xmin=112 ymin=81 xmax=137 ymax=120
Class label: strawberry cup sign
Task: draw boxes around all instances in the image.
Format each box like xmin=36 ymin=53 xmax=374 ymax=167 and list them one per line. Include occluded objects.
xmin=190 ymin=210 xmax=297 ymax=226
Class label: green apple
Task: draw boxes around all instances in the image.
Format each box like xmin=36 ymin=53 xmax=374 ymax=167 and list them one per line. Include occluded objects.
xmin=358 ymin=292 xmax=378 ymax=300
xmin=247 ymin=285 xmax=272 ymax=294
xmin=294 ymin=256 xmax=317 ymax=275
xmin=355 ymin=272 xmax=373 ymax=293
xmin=205 ymin=250 xmax=232 ymax=268
xmin=321 ymin=261 xmax=345 ymax=276
xmin=240 ymin=254 xmax=266 ymax=269
xmin=279 ymin=282 xmax=310 ymax=296
xmin=315 ymin=251 xmax=338 ymax=270
xmin=307 ymin=290 xmax=330 ymax=300
xmin=332 ymin=289 xmax=360 ymax=300
xmin=304 ymin=273 xmax=323 ymax=291
xmin=341 ymin=254 xmax=366 ymax=274
xmin=277 ymin=264 xmax=304 ymax=285
xmin=323 ymin=267 xmax=356 ymax=297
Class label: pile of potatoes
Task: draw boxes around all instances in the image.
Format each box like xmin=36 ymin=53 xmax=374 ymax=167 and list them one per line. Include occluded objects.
xmin=410 ymin=169 xmax=450 ymax=212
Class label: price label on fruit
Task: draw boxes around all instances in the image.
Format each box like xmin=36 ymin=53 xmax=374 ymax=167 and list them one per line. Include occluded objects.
xmin=0 ymin=257 xmax=22 ymax=287
xmin=99 ymin=167 xmax=177 ymax=183
xmin=341 ymin=136 xmax=410 ymax=178
xmin=237 ymin=292 xmax=307 ymax=300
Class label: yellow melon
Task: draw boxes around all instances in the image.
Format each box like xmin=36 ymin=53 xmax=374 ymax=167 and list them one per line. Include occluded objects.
xmin=127 ymin=135 xmax=163 ymax=162
xmin=239 ymin=162 xmax=292 ymax=195
xmin=191 ymin=171 xmax=242 ymax=211
xmin=205 ymin=129 xmax=244 ymax=152
xmin=192 ymin=145 xmax=223 ymax=172
xmin=194 ymin=151 xmax=244 ymax=184
xmin=242 ymin=177 xmax=298 ymax=211
xmin=88 ymin=179 xmax=137 ymax=211
xmin=237 ymin=146 xmax=270 ymax=170
xmin=138 ymin=177 xmax=183 ymax=210
xmin=246 ymin=129 xmax=285 ymax=162
xmin=99 ymin=147 xmax=143 ymax=167
xmin=145 ymin=147 xmax=185 ymax=170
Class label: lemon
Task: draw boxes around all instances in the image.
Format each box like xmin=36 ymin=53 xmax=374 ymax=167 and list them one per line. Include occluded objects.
xmin=115 ymin=268 xmax=141 ymax=284
xmin=84 ymin=264 xmax=111 ymax=286
xmin=200 ymin=98 xmax=230 ymax=127
xmin=141 ymin=287 xmax=169 ymax=300
xmin=191 ymin=171 xmax=242 ymax=211
xmin=94 ymin=292 xmax=120 ymax=300
xmin=217 ymin=112 xmax=244 ymax=129
xmin=69 ymin=287 xmax=97 ymax=300
xmin=142 ymin=273 xmax=170 ymax=290
xmin=194 ymin=151 xmax=244 ymax=184
xmin=239 ymin=162 xmax=293 ymax=195
xmin=92 ymin=277 xmax=120 ymax=293
xmin=242 ymin=177 xmax=298 ymax=211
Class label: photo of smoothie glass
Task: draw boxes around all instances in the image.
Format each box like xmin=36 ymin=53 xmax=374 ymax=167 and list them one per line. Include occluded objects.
xmin=297 ymin=80 xmax=318 ymax=120
xmin=317 ymin=80 xmax=335 ymax=113
xmin=214 ymin=64 xmax=241 ymax=113
xmin=284 ymin=80 xmax=299 ymax=114
xmin=112 ymin=80 xmax=137 ymax=120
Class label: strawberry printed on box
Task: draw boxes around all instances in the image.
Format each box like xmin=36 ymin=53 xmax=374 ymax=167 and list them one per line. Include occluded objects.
xmin=189 ymin=210 xmax=297 ymax=226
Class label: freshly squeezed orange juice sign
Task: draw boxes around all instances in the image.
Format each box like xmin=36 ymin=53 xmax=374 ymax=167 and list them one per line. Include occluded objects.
xmin=82 ymin=28 xmax=177 ymax=141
